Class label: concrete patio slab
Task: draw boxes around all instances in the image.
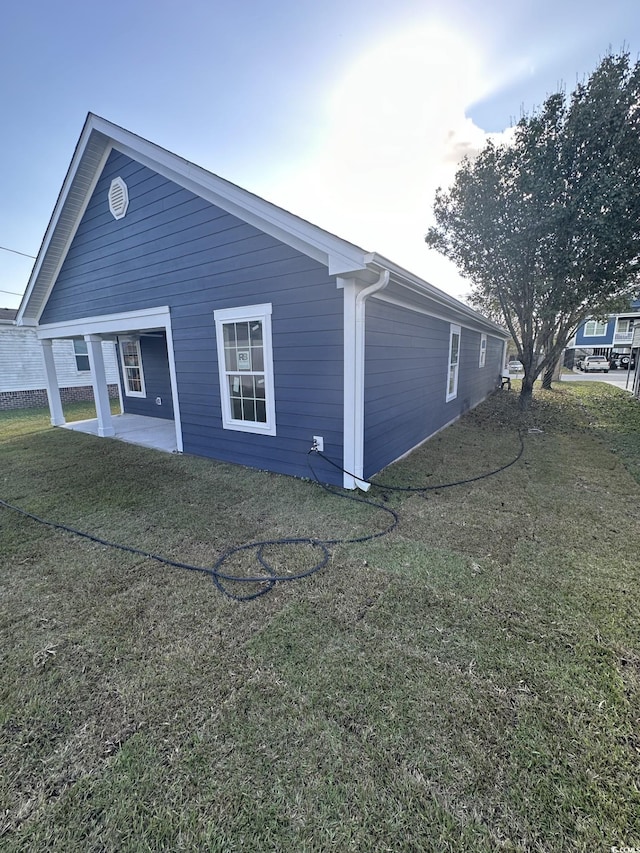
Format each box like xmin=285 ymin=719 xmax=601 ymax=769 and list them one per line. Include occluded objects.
xmin=62 ymin=413 xmax=178 ymax=453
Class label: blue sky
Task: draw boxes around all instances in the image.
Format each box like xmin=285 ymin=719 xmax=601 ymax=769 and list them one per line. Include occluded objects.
xmin=1 ymin=0 xmax=638 ymax=310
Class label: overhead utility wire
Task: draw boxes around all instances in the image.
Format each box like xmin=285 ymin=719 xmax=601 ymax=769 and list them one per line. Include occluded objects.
xmin=0 ymin=245 xmax=36 ymax=259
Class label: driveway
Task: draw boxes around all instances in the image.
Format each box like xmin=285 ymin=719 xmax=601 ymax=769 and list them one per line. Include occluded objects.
xmin=560 ymin=368 xmax=635 ymax=391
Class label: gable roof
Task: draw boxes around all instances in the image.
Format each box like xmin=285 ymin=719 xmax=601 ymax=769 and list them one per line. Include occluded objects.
xmin=17 ymin=113 xmax=507 ymax=337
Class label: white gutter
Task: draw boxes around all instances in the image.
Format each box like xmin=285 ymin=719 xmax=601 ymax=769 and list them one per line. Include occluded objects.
xmin=343 ymin=269 xmax=390 ymax=490
xmin=365 ymin=252 xmax=508 ymax=338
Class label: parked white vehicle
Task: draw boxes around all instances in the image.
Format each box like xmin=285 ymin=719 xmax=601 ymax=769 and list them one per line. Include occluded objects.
xmin=581 ymin=356 xmax=610 ymax=372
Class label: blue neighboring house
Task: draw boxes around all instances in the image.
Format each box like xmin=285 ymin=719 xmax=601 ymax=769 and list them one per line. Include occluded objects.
xmin=17 ymin=114 xmax=508 ymax=488
xmin=570 ymin=299 xmax=640 ymax=360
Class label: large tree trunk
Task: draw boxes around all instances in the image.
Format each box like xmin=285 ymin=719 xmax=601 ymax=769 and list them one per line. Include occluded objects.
xmin=541 ymin=363 xmax=554 ymax=390
xmin=541 ymin=354 xmax=562 ymax=389
xmin=519 ymin=372 xmax=535 ymax=409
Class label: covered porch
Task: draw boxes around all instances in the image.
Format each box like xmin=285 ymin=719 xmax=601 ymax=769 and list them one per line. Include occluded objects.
xmin=36 ymin=306 xmax=183 ymax=454
xmin=63 ymin=413 xmax=178 ymax=453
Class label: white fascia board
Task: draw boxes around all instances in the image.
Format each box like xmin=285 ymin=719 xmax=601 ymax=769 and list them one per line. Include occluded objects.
xmin=17 ymin=116 xmax=110 ymax=325
xmin=19 ymin=113 xmax=369 ymax=326
xmin=103 ymin=123 xmax=369 ymax=276
xmin=36 ymin=306 xmax=171 ymax=339
xmin=365 ymin=253 xmax=508 ymax=338
xmin=373 ymin=291 xmax=507 ymax=339
xmin=33 ymin=148 xmax=112 ymax=325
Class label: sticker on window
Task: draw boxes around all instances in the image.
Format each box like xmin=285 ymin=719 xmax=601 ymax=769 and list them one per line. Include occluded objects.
xmin=237 ymin=349 xmax=251 ymax=370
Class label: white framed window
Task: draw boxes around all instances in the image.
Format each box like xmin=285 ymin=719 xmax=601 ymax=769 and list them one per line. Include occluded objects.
xmin=584 ymin=319 xmax=608 ymax=337
xmin=214 ymin=303 xmax=276 ymax=436
xmin=73 ymin=339 xmax=90 ymax=372
xmin=479 ymin=333 xmax=487 ymax=368
xmin=119 ymin=338 xmax=146 ymax=397
xmin=446 ymin=324 xmax=461 ymax=402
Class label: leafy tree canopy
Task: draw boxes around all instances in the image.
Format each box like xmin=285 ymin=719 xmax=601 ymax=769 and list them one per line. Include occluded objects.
xmin=425 ymin=51 xmax=640 ymax=405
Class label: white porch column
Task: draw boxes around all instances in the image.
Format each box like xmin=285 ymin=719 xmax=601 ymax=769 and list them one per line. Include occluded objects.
xmin=85 ymin=334 xmax=115 ymax=437
xmin=40 ymin=339 xmax=65 ymax=426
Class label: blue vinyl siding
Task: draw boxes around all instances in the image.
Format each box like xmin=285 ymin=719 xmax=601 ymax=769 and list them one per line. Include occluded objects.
xmin=40 ymin=150 xmax=344 ymax=484
xmin=118 ymin=334 xmax=174 ymax=420
xmin=574 ymin=319 xmax=615 ymax=346
xmin=363 ymin=300 xmax=503 ymax=477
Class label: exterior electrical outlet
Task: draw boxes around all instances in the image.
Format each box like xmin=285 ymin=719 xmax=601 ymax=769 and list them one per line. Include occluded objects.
xmin=313 ymin=435 xmax=324 ymax=452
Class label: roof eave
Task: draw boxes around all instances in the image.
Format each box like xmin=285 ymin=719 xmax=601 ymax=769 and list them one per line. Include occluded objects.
xmin=17 ymin=114 xmax=112 ymax=326
xmin=16 ymin=114 xmax=505 ymax=337
xmin=17 ymin=114 xmax=371 ymax=324
xmin=365 ymin=252 xmax=508 ymax=337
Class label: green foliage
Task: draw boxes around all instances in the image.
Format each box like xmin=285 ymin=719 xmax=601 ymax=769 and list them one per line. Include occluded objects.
xmin=426 ymin=51 xmax=640 ymax=405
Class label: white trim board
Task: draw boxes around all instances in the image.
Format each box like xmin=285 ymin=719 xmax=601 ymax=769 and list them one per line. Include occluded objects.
xmin=37 ymin=306 xmax=173 ymax=339
xmin=372 ymin=291 xmax=508 ymax=339
xmin=109 ymin=137 xmax=368 ymax=277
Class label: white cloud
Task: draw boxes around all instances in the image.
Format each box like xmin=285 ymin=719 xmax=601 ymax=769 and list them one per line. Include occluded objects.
xmin=264 ymin=21 xmax=514 ymax=300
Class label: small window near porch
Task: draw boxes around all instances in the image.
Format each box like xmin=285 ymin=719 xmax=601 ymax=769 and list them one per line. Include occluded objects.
xmin=119 ymin=338 xmax=146 ymax=397
xmin=73 ymin=339 xmax=90 ymax=372
xmin=214 ymin=304 xmax=276 ymax=435
xmin=446 ymin=324 xmax=461 ymax=401
xmin=479 ymin=333 xmax=487 ymax=368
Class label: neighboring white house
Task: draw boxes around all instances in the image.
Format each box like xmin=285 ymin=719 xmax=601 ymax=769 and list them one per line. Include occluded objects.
xmin=0 ymin=308 xmax=119 ymax=410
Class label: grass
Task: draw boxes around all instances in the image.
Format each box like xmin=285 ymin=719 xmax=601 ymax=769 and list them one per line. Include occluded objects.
xmin=1 ymin=384 xmax=639 ymax=852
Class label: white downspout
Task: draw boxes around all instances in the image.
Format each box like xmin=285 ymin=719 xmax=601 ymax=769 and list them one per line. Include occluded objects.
xmin=348 ymin=269 xmax=389 ymax=490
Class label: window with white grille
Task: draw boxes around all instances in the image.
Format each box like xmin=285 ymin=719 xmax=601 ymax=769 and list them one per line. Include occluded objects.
xmin=584 ymin=319 xmax=608 ymax=337
xmin=119 ymin=338 xmax=145 ymax=397
xmin=479 ymin=333 xmax=487 ymax=368
xmin=214 ymin=304 xmax=276 ymax=435
xmin=73 ymin=339 xmax=90 ymax=372
xmin=446 ymin=325 xmax=461 ymax=401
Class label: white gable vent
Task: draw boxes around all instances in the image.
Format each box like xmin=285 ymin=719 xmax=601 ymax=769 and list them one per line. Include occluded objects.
xmin=108 ymin=177 xmax=129 ymax=220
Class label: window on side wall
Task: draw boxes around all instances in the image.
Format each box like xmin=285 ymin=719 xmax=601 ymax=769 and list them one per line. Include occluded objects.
xmin=446 ymin=324 xmax=461 ymax=402
xmin=73 ymin=339 xmax=90 ymax=372
xmin=214 ymin=303 xmax=276 ymax=436
xmin=479 ymin=333 xmax=487 ymax=368
xmin=584 ymin=320 xmax=608 ymax=336
xmin=119 ymin=338 xmax=146 ymax=397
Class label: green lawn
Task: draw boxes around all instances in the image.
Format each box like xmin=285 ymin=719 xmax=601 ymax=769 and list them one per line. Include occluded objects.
xmin=1 ymin=386 xmax=639 ymax=852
